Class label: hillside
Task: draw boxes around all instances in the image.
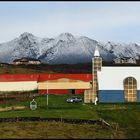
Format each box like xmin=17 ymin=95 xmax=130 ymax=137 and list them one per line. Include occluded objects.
xmin=0 ymin=63 xmax=92 ymax=74
xmin=1 ymin=62 xmax=140 ymax=74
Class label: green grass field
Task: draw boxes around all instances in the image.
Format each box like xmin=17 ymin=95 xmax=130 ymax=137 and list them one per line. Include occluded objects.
xmin=0 ymin=94 xmax=99 ymax=120
xmin=0 ymin=94 xmax=140 ymax=139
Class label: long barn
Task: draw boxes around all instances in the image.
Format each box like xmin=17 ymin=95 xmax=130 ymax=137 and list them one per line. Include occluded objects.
xmin=0 ymin=74 xmax=92 ymax=94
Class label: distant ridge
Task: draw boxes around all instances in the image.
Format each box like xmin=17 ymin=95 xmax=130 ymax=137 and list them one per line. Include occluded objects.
xmin=0 ymin=32 xmax=140 ymax=64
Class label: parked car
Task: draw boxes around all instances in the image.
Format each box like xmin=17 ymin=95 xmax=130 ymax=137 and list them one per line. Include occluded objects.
xmin=66 ymin=96 xmax=82 ymax=103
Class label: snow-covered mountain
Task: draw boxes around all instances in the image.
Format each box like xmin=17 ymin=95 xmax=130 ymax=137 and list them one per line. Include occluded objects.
xmin=0 ymin=32 xmax=140 ymax=64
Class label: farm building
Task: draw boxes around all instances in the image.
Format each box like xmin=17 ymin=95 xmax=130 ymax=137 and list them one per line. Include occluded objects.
xmin=0 ymin=74 xmax=39 ymax=92
xmin=113 ymin=57 xmax=136 ymax=64
xmin=38 ymin=74 xmax=92 ymax=94
xmin=0 ymin=74 xmax=92 ymax=94
xmin=12 ymin=57 xmax=41 ymax=65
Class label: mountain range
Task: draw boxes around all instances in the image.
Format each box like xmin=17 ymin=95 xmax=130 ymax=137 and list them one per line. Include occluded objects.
xmin=0 ymin=32 xmax=140 ymax=64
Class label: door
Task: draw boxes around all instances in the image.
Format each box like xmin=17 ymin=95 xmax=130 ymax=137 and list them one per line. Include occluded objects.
xmin=67 ymin=89 xmax=75 ymax=94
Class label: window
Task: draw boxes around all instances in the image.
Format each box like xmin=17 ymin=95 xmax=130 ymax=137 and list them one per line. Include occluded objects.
xmin=93 ymin=57 xmax=102 ymax=71
xmin=123 ymin=77 xmax=137 ymax=102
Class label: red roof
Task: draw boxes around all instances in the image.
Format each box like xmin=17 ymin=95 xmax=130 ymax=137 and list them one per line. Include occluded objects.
xmin=0 ymin=74 xmax=39 ymax=82
xmin=38 ymin=74 xmax=92 ymax=82
xmin=0 ymin=74 xmax=93 ymax=82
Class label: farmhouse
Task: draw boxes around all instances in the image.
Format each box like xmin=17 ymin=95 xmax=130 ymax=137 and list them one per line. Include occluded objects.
xmin=113 ymin=57 xmax=136 ymax=64
xmin=12 ymin=57 xmax=41 ymax=65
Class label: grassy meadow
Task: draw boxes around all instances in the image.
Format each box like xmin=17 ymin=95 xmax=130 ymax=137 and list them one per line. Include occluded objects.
xmin=0 ymin=121 xmax=120 ymax=139
xmin=0 ymin=94 xmax=139 ymax=138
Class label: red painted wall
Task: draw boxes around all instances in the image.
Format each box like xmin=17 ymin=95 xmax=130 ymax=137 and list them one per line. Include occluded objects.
xmin=38 ymin=74 xmax=92 ymax=82
xmin=38 ymin=89 xmax=85 ymax=95
xmin=0 ymin=73 xmax=94 ymax=95
xmin=0 ymin=74 xmax=39 ymax=82
xmin=38 ymin=89 xmax=68 ymax=94
xmin=37 ymin=74 xmax=92 ymax=95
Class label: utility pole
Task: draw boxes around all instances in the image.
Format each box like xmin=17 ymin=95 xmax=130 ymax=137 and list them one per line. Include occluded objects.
xmin=46 ymin=81 xmax=48 ymax=109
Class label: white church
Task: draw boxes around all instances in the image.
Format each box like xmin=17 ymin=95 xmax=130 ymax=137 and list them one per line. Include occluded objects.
xmin=84 ymin=47 xmax=140 ymax=103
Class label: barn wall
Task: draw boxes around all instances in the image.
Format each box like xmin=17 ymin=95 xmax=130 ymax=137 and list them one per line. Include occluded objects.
xmin=0 ymin=81 xmax=37 ymax=91
xmin=38 ymin=82 xmax=91 ymax=90
xmin=0 ymin=74 xmax=92 ymax=93
xmin=38 ymin=89 xmax=68 ymax=94
xmin=38 ymin=74 xmax=92 ymax=82
xmin=0 ymin=74 xmax=39 ymax=82
xmin=38 ymin=89 xmax=85 ymax=94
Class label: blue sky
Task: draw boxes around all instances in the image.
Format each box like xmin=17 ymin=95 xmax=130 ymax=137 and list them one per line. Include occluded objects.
xmin=0 ymin=1 xmax=140 ymax=44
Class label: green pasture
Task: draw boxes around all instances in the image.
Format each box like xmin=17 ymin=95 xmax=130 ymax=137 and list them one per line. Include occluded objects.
xmin=0 ymin=94 xmax=140 ymax=138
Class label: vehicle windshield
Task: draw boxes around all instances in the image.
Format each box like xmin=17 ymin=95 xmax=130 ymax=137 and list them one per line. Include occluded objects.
xmin=71 ymin=96 xmax=81 ymax=99
xmin=71 ymin=97 xmax=77 ymax=99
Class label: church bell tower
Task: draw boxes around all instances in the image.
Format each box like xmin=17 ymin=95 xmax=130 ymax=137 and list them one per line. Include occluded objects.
xmin=84 ymin=46 xmax=102 ymax=103
xmin=92 ymin=46 xmax=102 ymax=102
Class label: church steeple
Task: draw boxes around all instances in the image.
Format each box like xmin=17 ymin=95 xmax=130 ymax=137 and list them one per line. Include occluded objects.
xmin=94 ymin=46 xmax=100 ymax=57
xmin=91 ymin=45 xmax=102 ymax=103
xmin=84 ymin=46 xmax=102 ymax=104
xmin=92 ymin=46 xmax=102 ymax=72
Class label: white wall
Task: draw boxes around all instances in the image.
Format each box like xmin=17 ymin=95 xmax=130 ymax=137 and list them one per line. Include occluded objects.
xmin=98 ymin=67 xmax=140 ymax=90
xmin=0 ymin=81 xmax=37 ymax=91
